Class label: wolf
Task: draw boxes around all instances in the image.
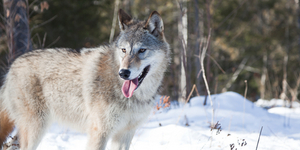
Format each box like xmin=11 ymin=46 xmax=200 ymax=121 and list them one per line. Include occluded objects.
xmin=0 ymin=9 xmax=170 ymax=150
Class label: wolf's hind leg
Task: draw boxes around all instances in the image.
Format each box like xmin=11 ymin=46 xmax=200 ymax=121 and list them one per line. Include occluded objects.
xmin=17 ymin=114 xmax=49 ymax=150
xmin=0 ymin=110 xmax=15 ymax=149
xmin=111 ymin=129 xmax=136 ymax=150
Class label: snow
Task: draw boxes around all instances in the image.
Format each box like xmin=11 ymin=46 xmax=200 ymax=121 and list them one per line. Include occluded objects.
xmin=7 ymin=92 xmax=300 ymax=150
xmin=256 ymin=98 xmax=300 ymax=108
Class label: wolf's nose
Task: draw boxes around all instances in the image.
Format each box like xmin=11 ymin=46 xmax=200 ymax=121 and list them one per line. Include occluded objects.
xmin=119 ymin=69 xmax=131 ymax=80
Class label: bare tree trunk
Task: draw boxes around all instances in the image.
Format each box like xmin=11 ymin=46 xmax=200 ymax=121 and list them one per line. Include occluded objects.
xmin=3 ymin=0 xmax=32 ymax=62
xmin=173 ymin=10 xmax=180 ymax=100
xmin=202 ymin=0 xmax=212 ymax=105
xmin=280 ymin=56 xmax=288 ymax=101
xmin=290 ymin=0 xmax=300 ymax=107
xmin=273 ymin=77 xmax=279 ymax=99
xmin=205 ymin=0 xmax=212 ymax=84
xmin=280 ymin=25 xmax=289 ymax=102
xmin=109 ymin=0 xmax=120 ymax=43
xmin=298 ymin=0 xmax=300 ymax=60
xmin=289 ymin=75 xmax=300 ymax=108
xmin=260 ymin=54 xmax=267 ymax=99
xmin=194 ymin=0 xmax=199 ymax=57
xmin=177 ymin=0 xmax=188 ymax=102
xmin=194 ymin=0 xmax=202 ymax=94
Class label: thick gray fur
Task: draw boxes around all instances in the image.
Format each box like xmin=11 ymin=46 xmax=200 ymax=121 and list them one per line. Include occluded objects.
xmin=0 ymin=9 xmax=170 ymax=150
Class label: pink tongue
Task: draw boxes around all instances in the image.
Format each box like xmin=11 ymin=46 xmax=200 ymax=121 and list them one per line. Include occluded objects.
xmin=122 ymin=77 xmax=138 ymax=98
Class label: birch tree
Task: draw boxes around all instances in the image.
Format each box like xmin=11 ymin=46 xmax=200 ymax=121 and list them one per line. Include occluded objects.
xmin=177 ymin=0 xmax=188 ymax=101
xmin=109 ymin=0 xmax=120 ymax=43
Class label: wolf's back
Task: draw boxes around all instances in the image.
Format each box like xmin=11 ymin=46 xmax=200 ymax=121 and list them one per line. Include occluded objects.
xmin=0 ymin=48 xmax=84 ymax=149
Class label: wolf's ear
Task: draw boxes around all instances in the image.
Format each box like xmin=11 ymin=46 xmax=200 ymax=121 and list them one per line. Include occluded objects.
xmin=118 ymin=9 xmax=132 ymax=31
xmin=144 ymin=11 xmax=164 ymax=37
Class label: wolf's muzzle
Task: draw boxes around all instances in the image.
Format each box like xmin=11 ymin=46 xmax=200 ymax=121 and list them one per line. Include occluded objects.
xmin=119 ymin=69 xmax=131 ymax=80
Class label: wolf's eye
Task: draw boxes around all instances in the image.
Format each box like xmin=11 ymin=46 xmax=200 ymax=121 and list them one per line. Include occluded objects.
xmin=121 ymin=48 xmax=126 ymax=53
xmin=139 ymin=48 xmax=146 ymax=53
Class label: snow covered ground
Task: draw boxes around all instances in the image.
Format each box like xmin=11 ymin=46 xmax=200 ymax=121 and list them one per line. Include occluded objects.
xmin=8 ymin=92 xmax=300 ymax=150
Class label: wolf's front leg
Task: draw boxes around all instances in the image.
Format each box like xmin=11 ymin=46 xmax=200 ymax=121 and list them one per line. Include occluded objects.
xmin=110 ymin=129 xmax=136 ymax=150
xmin=86 ymin=132 xmax=109 ymax=150
xmin=86 ymin=127 xmax=110 ymax=150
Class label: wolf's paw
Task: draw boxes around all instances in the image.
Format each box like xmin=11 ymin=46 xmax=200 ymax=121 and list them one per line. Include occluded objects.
xmin=3 ymin=136 xmax=20 ymax=150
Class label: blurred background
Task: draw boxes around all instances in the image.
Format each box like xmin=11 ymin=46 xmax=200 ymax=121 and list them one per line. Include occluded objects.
xmin=0 ymin=0 xmax=299 ymax=104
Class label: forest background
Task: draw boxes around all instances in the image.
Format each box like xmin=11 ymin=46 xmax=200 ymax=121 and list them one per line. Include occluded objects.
xmin=0 ymin=0 xmax=299 ymax=105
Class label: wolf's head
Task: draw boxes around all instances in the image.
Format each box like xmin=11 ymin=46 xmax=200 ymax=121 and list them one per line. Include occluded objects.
xmin=115 ymin=9 xmax=170 ymax=98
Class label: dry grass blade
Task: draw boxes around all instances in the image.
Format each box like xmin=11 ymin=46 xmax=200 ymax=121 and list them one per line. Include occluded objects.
xmin=155 ymin=96 xmax=170 ymax=111
xmin=210 ymin=121 xmax=222 ymax=135
xmin=186 ymin=84 xmax=200 ymax=103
